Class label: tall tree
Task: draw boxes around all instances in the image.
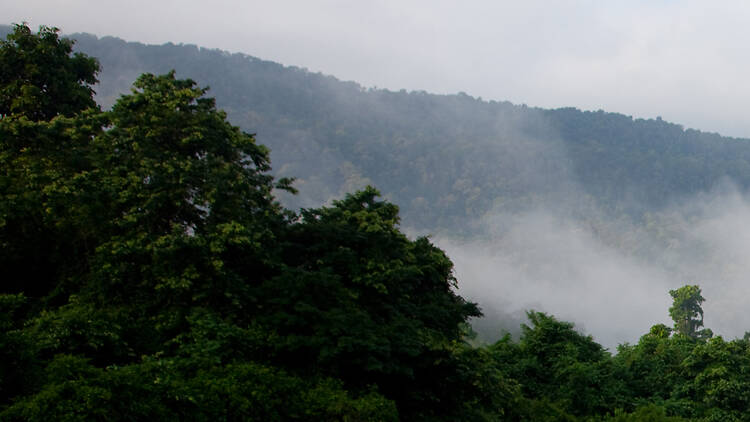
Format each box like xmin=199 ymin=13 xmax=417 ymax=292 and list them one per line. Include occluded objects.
xmin=669 ymin=285 xmax=711 ymax=340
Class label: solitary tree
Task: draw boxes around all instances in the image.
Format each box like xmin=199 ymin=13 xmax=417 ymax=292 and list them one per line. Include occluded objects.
xmin=669 ymin=285 xmax=711 ymax=340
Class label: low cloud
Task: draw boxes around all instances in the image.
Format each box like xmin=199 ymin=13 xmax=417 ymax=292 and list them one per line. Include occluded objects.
xmin=435 ymin=183 xmax=750 ymax=351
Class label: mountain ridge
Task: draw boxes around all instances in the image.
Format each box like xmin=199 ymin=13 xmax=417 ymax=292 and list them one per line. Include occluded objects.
xmin=4 ymin=24 xmax=750 ymax=236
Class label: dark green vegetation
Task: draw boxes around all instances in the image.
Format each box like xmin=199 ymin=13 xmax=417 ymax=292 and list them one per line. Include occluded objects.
xmin=6 ymin=24 xmax=750 ymax=421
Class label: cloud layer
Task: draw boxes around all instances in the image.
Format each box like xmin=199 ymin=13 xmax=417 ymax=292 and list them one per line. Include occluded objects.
xmin=435 ymin=184 xmax=750 ymax=350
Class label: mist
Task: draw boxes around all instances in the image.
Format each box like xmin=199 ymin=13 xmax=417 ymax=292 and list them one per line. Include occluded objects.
xmin=434 ymin=181 xmax=750 ymax=351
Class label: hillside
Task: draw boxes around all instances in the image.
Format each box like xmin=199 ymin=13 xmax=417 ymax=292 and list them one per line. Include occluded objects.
xmin=40 ymin=28 xmax=750 ymax=236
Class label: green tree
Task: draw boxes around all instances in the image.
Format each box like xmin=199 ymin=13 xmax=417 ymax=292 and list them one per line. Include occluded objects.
xmin=268 ymin=187 xmax=485 ymax=420
xmin=490 ymin=311 xmax=626 ymax=418
xmin=614 ymin=326 xmax=696 ymax=414
xmin=0 ymin=23 xmax=99 ymax=120
xmin=669 ymin=285 xmax=711 ymax=340
xmin=0 ymin=23 xmax=103 ymax=300
xmin=678 ymin=336 xmax=750 ymax=421
xmin=83 ymin=71 xmax=293 ymax=316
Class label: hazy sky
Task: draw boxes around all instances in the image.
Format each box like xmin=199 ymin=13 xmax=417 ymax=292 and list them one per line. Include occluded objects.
xmin=7 ymin=1 xmax=750 ymax=137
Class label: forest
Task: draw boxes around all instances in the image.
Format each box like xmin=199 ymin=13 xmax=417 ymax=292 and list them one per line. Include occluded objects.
xmin=6 ymin=23 xmax=750 ymax=421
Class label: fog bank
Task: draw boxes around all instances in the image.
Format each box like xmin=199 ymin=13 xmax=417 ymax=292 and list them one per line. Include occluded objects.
xmin=435 ymin=185 xmax=750 ymax=350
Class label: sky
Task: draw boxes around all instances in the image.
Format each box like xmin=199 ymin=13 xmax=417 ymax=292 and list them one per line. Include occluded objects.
xmin=6 ymin=0 xmax=750 ymax=138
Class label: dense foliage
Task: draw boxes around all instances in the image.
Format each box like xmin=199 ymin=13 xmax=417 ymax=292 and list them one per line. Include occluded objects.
xmin=6 ymin=24 xmax=750 ymax=421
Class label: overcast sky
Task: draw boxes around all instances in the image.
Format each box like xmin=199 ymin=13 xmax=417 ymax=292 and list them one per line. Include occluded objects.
xmin=6 ymin=1 xmax=750 ymax=138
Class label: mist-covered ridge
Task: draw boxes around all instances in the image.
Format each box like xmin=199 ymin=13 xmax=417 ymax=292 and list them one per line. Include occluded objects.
xmin=6 ymin=25 xmax=744 ymax=237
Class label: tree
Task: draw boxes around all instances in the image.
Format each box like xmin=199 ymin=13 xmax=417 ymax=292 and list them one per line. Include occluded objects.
xmin=0 ymin=23 xmax=106 ymax=408
xmin=0 ymin=23 xmax=99 ymax=120
xmin=269 ymin=187 xmax=484 ymax=420
xmin=490 ymin=311 xmax=626 ymax=418
xmin=0 ymin=23 xmax=102 ymax=300
xmin=669 ymin=285 xmax=711 ymax=340
xmin=678 ymin=336 xmax=750 ymax=420
xmin=83 ymin=71 xmax=293 ymax=313
xmin=613 ymin=324 xmax=694 ymax=408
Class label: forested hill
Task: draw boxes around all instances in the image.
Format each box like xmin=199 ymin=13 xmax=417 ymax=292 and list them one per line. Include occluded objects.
xmin=11 ymin=23 xmax=750 ymax=421
xmin=4 ymin=25 xmax=747 ymax=233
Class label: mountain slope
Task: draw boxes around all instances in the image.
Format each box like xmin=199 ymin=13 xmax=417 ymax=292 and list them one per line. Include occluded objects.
xmin=27 ymin=28 xmax=747 ymax=236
